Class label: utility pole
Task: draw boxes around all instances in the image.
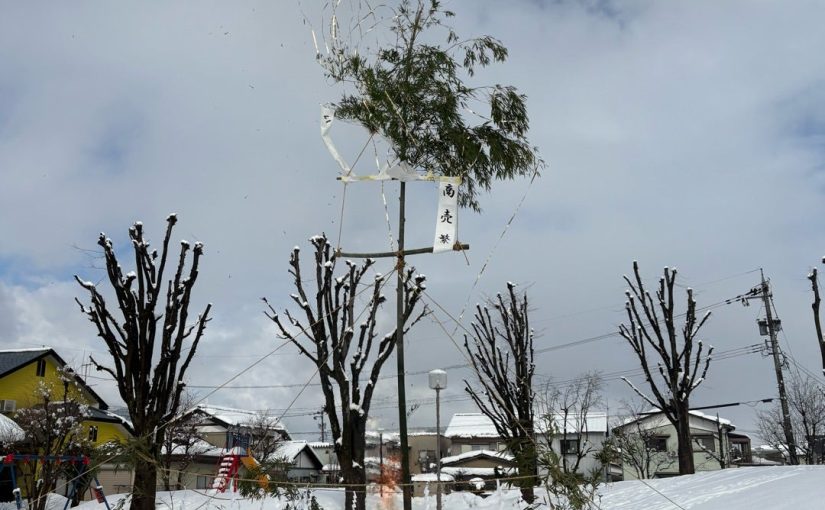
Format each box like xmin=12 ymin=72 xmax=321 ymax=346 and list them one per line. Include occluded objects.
xmin=337 ymin=177 xmax=468 ymax=510
xmin=395 ymin=182 xmax=411 ymax=509
xmin=758 ymin=270 xmax=799 ymax=465
xmin=313 ymin=408 xmax=326 ymax=442
xmin=379 ymin=431 xmax=384 ymax=498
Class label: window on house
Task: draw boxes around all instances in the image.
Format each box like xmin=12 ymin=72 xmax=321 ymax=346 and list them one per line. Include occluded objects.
xmin=419 ymin=450 xmax=435 ymax=471
xmin=88 ymin=426 xmax=98 ymax=442
xmin=419 ymin=450 xmax=435 ymax=461
xmin=196 ymin=475 xmax=211 ymax=490
xmin=693 ymin=435 xmax=715 ymax=452
xmin=560 ymin=439 xmax=580 ymax=455
xmin=36 ymin=359 xmax=46 ymax=377
xmin=471 ymin=444 xmax=486 ymax=451
xmin=645 ymin=436 xmax=668 ymax=452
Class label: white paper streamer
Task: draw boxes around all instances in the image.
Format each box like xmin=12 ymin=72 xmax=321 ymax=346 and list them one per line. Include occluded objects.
xmin=320 ymin=106 xmax=352 ymax=176
xmin=433 ymin=177 xmax=460 ymax=253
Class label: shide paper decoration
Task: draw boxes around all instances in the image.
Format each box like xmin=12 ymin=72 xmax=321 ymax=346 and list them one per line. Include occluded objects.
xmin=321 ymin=107 xmax=461 ymax=253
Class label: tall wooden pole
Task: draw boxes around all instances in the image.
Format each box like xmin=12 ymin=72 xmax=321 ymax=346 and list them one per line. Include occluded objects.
xmin=396 ymin=181 xmax=412 ymax=510
xmin=435 ymin=386 xmax=442 ymax=510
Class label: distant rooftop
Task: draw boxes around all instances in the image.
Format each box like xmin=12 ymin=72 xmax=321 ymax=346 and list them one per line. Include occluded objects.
xmin=444 ymin=413 xmax=499 ymax=438
xmin=191 ymin=404 xmax=287 ymax=431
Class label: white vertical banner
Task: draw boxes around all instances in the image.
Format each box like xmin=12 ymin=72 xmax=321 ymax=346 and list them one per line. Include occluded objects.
xmin=433 ymin=177 xmax=460 ymax=253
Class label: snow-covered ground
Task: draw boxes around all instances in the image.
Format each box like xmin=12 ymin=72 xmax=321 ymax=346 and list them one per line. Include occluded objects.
xmin=70 ymin=466 xmax=824 ymax=510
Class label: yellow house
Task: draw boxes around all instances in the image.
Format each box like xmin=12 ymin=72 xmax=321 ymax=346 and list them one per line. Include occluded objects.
xmin=0 ymin=348 xmax=134 ymax=500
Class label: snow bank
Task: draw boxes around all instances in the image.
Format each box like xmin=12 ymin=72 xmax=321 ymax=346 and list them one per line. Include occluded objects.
xmin=73 ymin=466 xmax=825 ymax=510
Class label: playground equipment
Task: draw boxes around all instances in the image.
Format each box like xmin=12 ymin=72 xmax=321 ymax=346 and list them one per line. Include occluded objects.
xmin=0 ymin=454 xmax=110 ymax=510
xmin=211 ymin=430 xmax=268 ymax=493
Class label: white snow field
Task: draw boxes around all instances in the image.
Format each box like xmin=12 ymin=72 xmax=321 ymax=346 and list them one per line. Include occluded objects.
xmin=71 ymin=466 xmax=823 ymax=510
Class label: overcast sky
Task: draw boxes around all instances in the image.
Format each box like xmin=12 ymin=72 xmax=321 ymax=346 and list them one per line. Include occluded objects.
xmin=2 ymin=0 xmax=825 ymax=443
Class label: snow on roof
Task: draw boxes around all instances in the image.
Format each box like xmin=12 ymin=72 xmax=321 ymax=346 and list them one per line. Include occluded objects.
xmin=440 ymin=450 xmax=513 ymax=466
xmin=445 ymin=412 xmax=609 ymax=438
xmin=364 ymin=457 xmax=400 ymax=468
xmin=440 ymin=466 xmax=517 ymax=477
xmin=0 ymin=414 xmax=24 ymax=443
xmin=194 ymin=404 xmax=287 ymax=431
xmin=85 ymin=407 xmax=134 ymax=432
xmin=271 ymin=440 xmax=310 ymax=462
xmin=0 ymin=347 xmax=53 ymax=353
xmin=444 ymin=413 xmax=499 ymax=438
xmin=411 ymin=473 xmax=455 ymax=482
xmin=618 ymin=409 xmax=735 ymax=429
xmin=688 ymin=410 xmax=733 ymax=426
xmin=162 ymin=438 xmax=222 ymax=456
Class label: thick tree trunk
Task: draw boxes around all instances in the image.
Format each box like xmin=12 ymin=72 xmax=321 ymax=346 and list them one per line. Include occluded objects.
xmin=517 ymin=435 xmax=537 ymax=503
xmin=131 ymin=455 xmax=158 ymax=510
xmin=675 ymin=406 xmax=695 ymax=475
xmin=339 ymin=416 xmax=367 ymax=510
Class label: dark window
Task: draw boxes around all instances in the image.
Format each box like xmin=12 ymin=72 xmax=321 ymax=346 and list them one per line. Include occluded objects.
xmin=645 ymin=436 xmax=668 ymax=452
xmin=693 ymin=435 xmax=715 ymax=452
xmin=196 ymin=475 xmax=211 ymax=490
xmin=560 ymin=439 xmax=580 ymax=455
xmin=88 ymin=426 xmax=98 ymax=442
xmin=35 ymin=359 xmax=46 ymax=377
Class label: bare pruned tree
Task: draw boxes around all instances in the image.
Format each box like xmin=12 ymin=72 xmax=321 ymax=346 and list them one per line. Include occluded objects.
xmin=807 ymin=266 xmax=825 ymax=377
xmin=539 ymin=372 xmax=603 ymax=476
xmin=75 ymin=215 xmax=212 ymax=510
xmin=757 ymin=374 xmax=825 ymax=465
xmin=619 ymin=261 xmax=713 ymax=475
xmin=245 ymin=411 xmax=286 ymax=463
xmin=264 ymin=234 xmax=426 ymax=510
xmin=463 ymin=282 xmax=537 ymax=503
xmin=14 ymin=368 xmax=92 ymax=510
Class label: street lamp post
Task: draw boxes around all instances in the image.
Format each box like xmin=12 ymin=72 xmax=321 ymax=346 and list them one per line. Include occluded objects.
xmin=428 ymin=369 xmax=447 ymax=510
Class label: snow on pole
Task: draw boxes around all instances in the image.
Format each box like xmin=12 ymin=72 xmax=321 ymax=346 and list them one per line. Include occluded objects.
xmin=424 ymin=482 xmax=431 ymax=510
xmin=433 ymin=178 xmax=460 ymax=253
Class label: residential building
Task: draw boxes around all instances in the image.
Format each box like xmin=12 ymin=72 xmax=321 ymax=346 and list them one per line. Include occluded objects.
xmin=439 ymin=450 xmax=517 ymax=492
xmin=0 ymin=348 xmax=134 ymax=498
xmin=443 ymin=413 xmax=506 ymax=456
xmin=309 ymin=441 xmax=338 ymax=482
xmin=269 ymin=441 xmax=324 ymax=482
xmin=166 ymin=404 xmax=301 ymax=490
xmin=613 ymin=410 xmax=751 ymax=480
xmin=182 ymin=404 xmax=291 ymax=447
xmin=537 ymin=411 xmax=619 ymax=480
xmin=408 ymin=431 xmax=449 ymax=475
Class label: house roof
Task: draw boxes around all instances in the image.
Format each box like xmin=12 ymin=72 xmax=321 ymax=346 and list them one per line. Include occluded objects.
xmin=163 ymin=438 xmax=222 ymax=457
xmin=270 ymin=440 xmax=323 ymax=468
xmin=411 ymin=473 xmax=455 ymax=482
xmin=0 ymin=413 xmax=24 ymax=443
xmin=616 ymin=409 xmax=736 ymax=431
xmin=189 ymin=404 xmax=288 ymax=434
xmin=444 ymin=413 xmax=500 ymax=438
xmin=85 ymin=407 xmax=135 ymax=435
xmin=441 ymin=466 xmax=516 ymax=477
xmin=440 ymin=449 xmax=514 ymax=466
xmin=0 ymin=348 xmax=108 ymax=409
